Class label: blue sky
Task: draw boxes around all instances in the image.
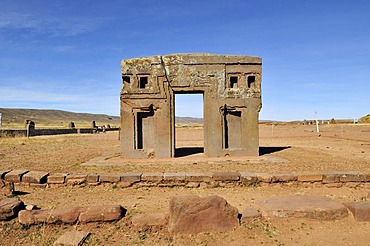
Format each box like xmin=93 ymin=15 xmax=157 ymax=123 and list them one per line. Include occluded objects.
xmin=0 ymin=0 xmax=369 ymax=121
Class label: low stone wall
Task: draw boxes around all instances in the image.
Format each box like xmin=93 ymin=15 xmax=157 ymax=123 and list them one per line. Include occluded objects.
xmin=1 ymin=170 xmax=370 ymax=189
xmin=0 ymin=128 xmax=119 ymax=137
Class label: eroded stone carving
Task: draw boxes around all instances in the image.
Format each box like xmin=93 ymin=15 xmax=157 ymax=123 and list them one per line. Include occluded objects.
xmin=120 ymin=53 xmax=262 ymax=158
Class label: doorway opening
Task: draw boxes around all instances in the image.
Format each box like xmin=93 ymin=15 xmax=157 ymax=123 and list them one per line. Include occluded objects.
xmin=174 ymin=93 xmax=204 ymax=157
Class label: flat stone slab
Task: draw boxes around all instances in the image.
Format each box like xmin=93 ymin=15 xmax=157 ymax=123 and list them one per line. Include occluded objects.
xmin=212 ymin=172 xmax=240 ymax=181
xmin=66 ymin=174 xmax=87 ymax=185
xmin=22 ymin=171 xmax=49 ymax=184
xmin=185 ymin=172 xmax=212 ymax=182
xmin=19 ymin=205 xmax=125 ymax=225
xmin=240 ymin=172 xmax=258 ymax=185
xmin=240 ymin=208 xmax=261 ymax=222
xmin=141 ymin=173 xmax=164 ymax=182
xmin=4 ymin=170 xmax=29 ymax=183
xmin=121 ymin=173 xmax=142 ymax=182
xmin=344 ymin=201 xmax=370 ymax=221
xmin=164 ymin=172 xmax=185 ymax=182
xmin=99 ymin=174 xmax=121 ymax=183
xmin=48 ymin=173 xmax=68 ymax=184
xmin=54 ymin=230 xmax=90 ymax=246
xmin=297 ymin=173 xmax=323 ymax=182
xmin=0 ymin=197 xmax=24 ymax=220
xmin=257 ymin=195 xmax=348 ymax=220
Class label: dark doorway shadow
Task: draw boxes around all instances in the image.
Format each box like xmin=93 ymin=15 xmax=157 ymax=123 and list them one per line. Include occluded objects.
xmin=12 ymin=191 xmax=30 ymax=196
xmin=259 ymin=146 xmax=291 ymax=156
xmin=175 ymin=147 xmax=204 ymax=157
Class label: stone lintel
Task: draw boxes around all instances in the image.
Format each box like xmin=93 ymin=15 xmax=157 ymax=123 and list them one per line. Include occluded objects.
xmin=4 ymin=170 xmax=29 ymax=183
xmin=22 ymin=171 xmax=49 ymax=184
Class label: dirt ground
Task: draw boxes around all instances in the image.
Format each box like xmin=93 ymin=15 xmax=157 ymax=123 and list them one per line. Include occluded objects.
xmin=0 ymin=124 xmax=369 ymax=245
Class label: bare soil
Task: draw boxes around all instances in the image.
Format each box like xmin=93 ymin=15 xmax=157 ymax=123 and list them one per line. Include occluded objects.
xmin=0 ymin=124 xmax=369 ymax=245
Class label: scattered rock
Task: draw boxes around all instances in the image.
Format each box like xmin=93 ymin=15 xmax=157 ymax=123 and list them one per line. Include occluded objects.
xmin=54 ymin=230 xmax=90 ymax=246
xmin=344 ymin=201 xmax=370 ymax=221
xmin=0 ymin=179 xmax=14 ymax=197
xmin=168 ymin=195 xmax=239 ymax=234
xmin=257 ymin=195 xmax=348 ymax=220
xmin=0 ymin=197 xmax=24 ymax=220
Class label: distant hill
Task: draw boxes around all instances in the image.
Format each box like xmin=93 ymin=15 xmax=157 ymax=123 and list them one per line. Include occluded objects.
xmin=0 ymin=108 xmax=204 ymax=129
xmin=0 ymin=108 xmax=120 ymax=129
xmin=359 ymin=114 xmax=370 ymax=123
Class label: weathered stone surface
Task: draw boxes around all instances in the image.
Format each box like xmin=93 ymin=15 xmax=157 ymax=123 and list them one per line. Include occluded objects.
xmin=54 ymin=230 xmax=90 ymax=246
xmin=164 ymin=172 xmax=185 ymax=182
xmin=48 ymin=173 xmax=68 ymax=184
xmin=339 ymin=172 xmax=365 ymax=182
xmin=255 ymin=173 xmax=272 ymax=183
xmin=271 ymin=173 xmax=297 ymax=182
xmin=185 ymin=172 xmax=212 ymax=182
xmin=240 ymin=208 xmax=261 ymax=222
xmin=141 ymin=173 xmax=164 ymax=182
xmin=131 ymin=213 xmax=168 ymax=228
xmin=212 ymin=172 xmax=240 ymax=181
xmin=86 ymin=174 xmax=99 ymax=183
xmin=121 ymin=54 xmax=262 ymax=159
xmin=22 ymin=171 xmax=49 ymax=184
xmin=0 ymin=198 xmax=24 ymax=220
xmin=0 ymin=170 xmax=11 ymax=179
xmin=121 ymin=172 xmax=142 ymax=182
xmin=4 ymin=170 xmax=29 ymax=183
xmin=78 ymin=205 xmax=125 ymax=223
xmin=168 ymin=195 xmax=239 ymax=234
xmin=240 ymin=172 xmax=258 ymax=185
xmin=19 ymin=205 xmax=125 ymax=225
xmin=99 ymin=174 xmax=121 ymax=183
xmin=344 ymin=202 xmax=370 ymax=221
xmin=66 ymin=174 xmax=87 ymax=185
xmin=257 ymin=195 xmax=348 ymax=220
xmin=0 ymin=179 xmax=14 ymax=197
xmin=297 ymin=173 xmax=323 ymax=182
xmin=321 ymin=172 xmax=346 ymax=183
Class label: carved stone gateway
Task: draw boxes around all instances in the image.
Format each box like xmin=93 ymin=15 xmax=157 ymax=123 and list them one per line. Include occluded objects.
xmin=120 ymin=53 xmax=262 ymax=158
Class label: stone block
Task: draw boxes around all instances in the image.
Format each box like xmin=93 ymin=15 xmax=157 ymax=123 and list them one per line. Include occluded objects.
xmin=240 ymin=172 xmax=258 ymax=185
xmin=164 ymin=172 xmax=186 ymax=182
xmin=185 ymin=182 xmax=200 ymax=188
xmin=121 ymin=172 xmax=142 ymax=182
xmin=4 ymin=170 xmax=29 ymax=183
xmin=141 ymin=173 xmax=163 ymax=182
xmin=131 ymin=213 xmax=168 ymax=229
xmin=78 ymin=205 xmax=125 ymax=223
xmin=66 ymin=174 xmax=87 ymax=185
xmin=185 ymin=172 xmax=212 ymax=182
xmin=255 ymin=173 xmax=272 ymax=183
xmin=339 ymin=172 xmax=365 ymax=182
xmin=257 ymin=195 xmax=348 ymax=220
xmin=54 ymin=231 xmax=90 ymax=246
xmin=168 ymin=195 xmax=239 ymax=234
xmin=0 ymin=170 xmax=11 ymax=179
xmin=212 ymin=172 xmax=240 ymax=181
xmin=86 ymin=174 xmax=99 ymax=183
xmin=99 ymin=174 xmax=121 ymax=183
xmin=321 ymin=172 xmax=346 ymax=183
xmin=271 ymin=173 xmax=297 ymax=183
xmin=297 ymin=173 xmax=323 ymax=182
xmin=22 ymin=171 xmax=49 ymax=184
xmin=48 ymin=173 xmax=68 ymax=184
xmin=344 ymin=202 xmax=370 ymax=221
xmin=325 ymin=183 xmax=343 ymax=188
xmin=240 ymin=208 xmax=261 ymax=223
xmin=0 ymin=198 xmax=24 ymax=220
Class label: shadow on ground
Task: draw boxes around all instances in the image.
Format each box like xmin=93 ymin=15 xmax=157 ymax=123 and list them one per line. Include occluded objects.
xmin=175 ymin=147 xmax=204 ymax=157
xmin=259 ymin=146 xmax=291 ymax=156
